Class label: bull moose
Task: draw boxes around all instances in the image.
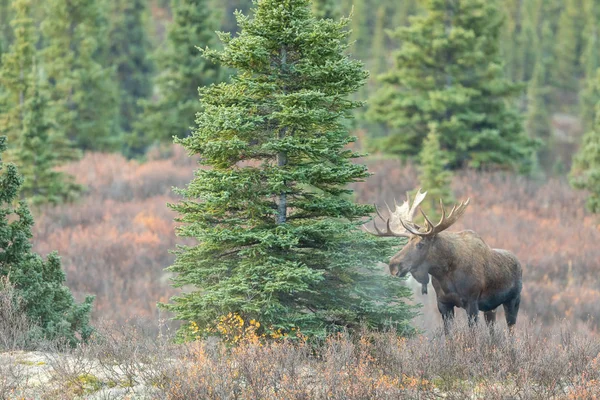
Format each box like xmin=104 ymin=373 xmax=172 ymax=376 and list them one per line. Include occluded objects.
xmin=365 ymin=190 xmax=522 ymax=331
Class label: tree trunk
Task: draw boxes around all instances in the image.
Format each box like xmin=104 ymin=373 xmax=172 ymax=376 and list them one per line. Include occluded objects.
xmin=276 ymin=45 xmax=288 ymax=225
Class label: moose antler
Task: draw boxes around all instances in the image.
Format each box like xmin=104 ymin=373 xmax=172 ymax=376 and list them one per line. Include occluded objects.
xmin=363 ymin=189 xmax=427 ymax=238
xmin=400 ymin=198 xmax=470 ymax=237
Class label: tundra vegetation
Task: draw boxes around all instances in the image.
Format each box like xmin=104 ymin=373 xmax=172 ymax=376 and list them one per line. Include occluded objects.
xmin=1 ymin=316 xmax=599 ymax=399
xmin=0 ymin=0 xmax=599 ymax=398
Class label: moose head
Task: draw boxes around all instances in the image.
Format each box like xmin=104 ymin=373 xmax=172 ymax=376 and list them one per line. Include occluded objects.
xmin=364 ymin=189 xmax=470 ymax=293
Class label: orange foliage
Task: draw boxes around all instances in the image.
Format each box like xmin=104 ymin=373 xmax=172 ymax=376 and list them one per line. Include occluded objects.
xmin=32 ymin=147 xmax=197 ymax=324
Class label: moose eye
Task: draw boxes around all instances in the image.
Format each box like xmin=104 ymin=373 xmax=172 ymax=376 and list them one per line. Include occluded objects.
xmin=416 ymin=241 xmax=425 ymax=249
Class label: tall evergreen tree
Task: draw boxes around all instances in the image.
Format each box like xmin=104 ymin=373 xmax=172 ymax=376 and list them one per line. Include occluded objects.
xmin=417 ymin=124 xmax=454 ymax=218
xmin=526 ymin=21 xmax=557 ymax=173
xmin=571 ymin=70 xmax=600 ymax=213
xmin=163 ymin=0 xmax=416 ymax=338
xmin=499 ymin=0 xmax=522 ymax=83
xmin=517 ymin=0 xmax=540 ymax=84
xmin=0 ymin=0 xmax=13 ymax=55
xmin=0 ymin=136 xmax=93 ymax=345
xmin=107 ymin=0 xmax=154 ymax=134
xmin=542 ymin=0 xmax=564 ymax=33
xmin=526 ymin=22 xmax=553 ymax=145
xmin=580 ymin=0 xmax=600 ymax=132
xmin=368 ymin=0 xmax=535 ymax=171
xmin=501 ymin=0 xmax=542 ymax=85
xmin=0 ymin=0 xmax=79 ymax=205
xmin=0 ymin=0 xmax=34 ymax=145
xmin=392 ymin=0 xmax=420 ymax=28
xmin=133 ymin=0 xmax=222 ymax=152
xmin=41 ymin=0 xmax=120 ymax=151
xmin=370 ymin=5 xmax=387 ymax=76
xmin=551 ymin=0 xmax=582 ymax=96
xmin=15 ymin=71 xmax=82 ymax=205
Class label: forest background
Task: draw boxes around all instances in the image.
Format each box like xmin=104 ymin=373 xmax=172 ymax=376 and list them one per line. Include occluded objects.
xmin=0 ymin=0 xmax=599 ymax=337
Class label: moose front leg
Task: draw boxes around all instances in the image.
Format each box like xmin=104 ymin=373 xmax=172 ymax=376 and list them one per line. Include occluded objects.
xmin=466 ymin=301 xmax=479 ymax=327
xmin=438 ymin=302 xmax=454 ymax=334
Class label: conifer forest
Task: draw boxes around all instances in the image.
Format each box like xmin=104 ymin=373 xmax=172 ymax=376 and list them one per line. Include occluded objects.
xmin=1 ymin=0 xmax=600 ymax=398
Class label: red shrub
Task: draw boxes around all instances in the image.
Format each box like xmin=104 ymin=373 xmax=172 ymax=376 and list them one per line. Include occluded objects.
xmin=33 ymin=149 xmax=195 ymax=324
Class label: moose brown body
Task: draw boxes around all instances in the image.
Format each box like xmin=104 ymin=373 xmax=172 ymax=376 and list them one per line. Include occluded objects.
xmin=366 ymin=190 xmax=522 ymax=330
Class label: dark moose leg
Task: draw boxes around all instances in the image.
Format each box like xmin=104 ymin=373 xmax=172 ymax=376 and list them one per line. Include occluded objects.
xmin=438 ymin=302 xmax=454 ymax=335
xmin=484 ymin=310 xmax=496 ymax=326
xmin=503 ymin=294 xmax=520 ymax=332
xmin=484 ymin=309 xmax=499 ymax=340
xmin=466 ymin=301 xmax=479 ymax=328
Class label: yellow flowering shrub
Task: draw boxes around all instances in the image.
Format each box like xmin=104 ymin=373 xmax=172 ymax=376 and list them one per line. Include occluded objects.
xmin=187 ymin=313 xmax=304 ymax=345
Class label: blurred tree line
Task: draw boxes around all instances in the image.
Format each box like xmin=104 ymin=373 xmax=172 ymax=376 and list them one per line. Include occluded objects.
xmin=0 ymin=0 xmax=598 ymax=208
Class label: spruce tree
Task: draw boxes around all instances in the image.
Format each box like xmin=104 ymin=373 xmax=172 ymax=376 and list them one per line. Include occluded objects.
xmin=571 ymin=70 xmax=600 ymax=213
xmin=543 ymin=0 xmax=564 ymax=33
xmin=391 ymin=0 xmax=419 ymax=28
xmin=526 ymin=22 xmax=555 ymax=172
xmin=0 ymin=0 xmax=13 ymax=55
xmin=0 ymin=136 xmax=93 ymax=345
xmin=41 ymin=0 xmax=120 ymax=151
xmin=0 ymin=0 xmax=80 ymax=206
xmin=367 ymin=0 xmax=535 ymax=171
xmin=312 ymin=0 xmax=340 ymax=19
xmin=417 ymin=124 xmax=454 ymax=218
xmin=107 ymin=0 xmax=154 ymax=135
xmin=526 ymin=23 xmax=553 ymax=143
xmin=499 ymin=0 xmax=522 ymax=83
xmin=0 ymin=0 xmax=34 ymax=145
xmin=133 ymin=0 xmax=222 ymax=152
xmin=580 ymin=0 xmax=600 ymax=132
xmin=15 ymin=72 xmax=82 ymax=205
xmin=517 ymin=0 xmax=540 ymax=84
xmin=370 ymin=5 xmax=387 ymax=77
xmin=163 ymin=0 xmax=416 ymax=338
xmin=500 ymin=0 xmax=542 ymax=85
xmin=551 ymin=0 xmax=582 ymax=97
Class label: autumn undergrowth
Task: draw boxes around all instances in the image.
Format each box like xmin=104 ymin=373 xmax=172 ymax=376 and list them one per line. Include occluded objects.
xmin=3 ymin=317 xmax=595 ymax=400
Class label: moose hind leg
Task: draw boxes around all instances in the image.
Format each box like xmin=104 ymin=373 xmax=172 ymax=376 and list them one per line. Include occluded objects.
xmin=503 ymin=294 xmax=520 ymax=330
xmin=438 ymin=302 xmax=454 ymax=335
